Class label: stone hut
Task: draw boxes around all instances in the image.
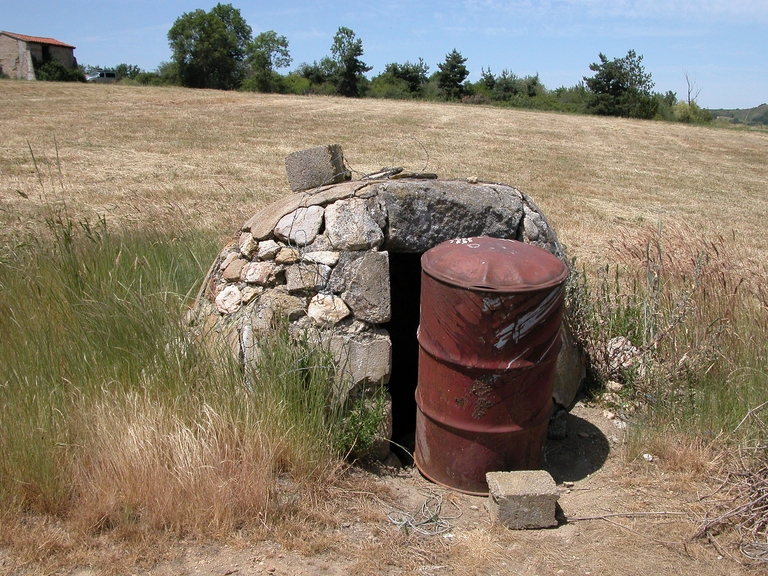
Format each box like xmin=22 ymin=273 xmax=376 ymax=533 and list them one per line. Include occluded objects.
xmin=191 ymin=148 xmax=585 ymax=460
xmin=0 ymin=31 xmax=77 ymax=80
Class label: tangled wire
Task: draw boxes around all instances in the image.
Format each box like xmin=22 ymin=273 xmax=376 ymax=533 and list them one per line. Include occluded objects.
xmin=387 ymin=491 xmax=463 ymax=536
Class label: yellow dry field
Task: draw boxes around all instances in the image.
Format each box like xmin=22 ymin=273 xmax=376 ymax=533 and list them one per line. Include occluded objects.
xmin=1 ymin=81 xmax=767 ymax=575
xmin=2 ymin=81 xmax=767 ymax=270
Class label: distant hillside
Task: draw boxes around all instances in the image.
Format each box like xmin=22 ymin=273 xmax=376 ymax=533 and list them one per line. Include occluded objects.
xmin=707 ymin=103 xmax=768 ymax=126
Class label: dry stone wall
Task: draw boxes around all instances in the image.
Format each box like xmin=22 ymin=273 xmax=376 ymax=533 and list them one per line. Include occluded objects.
xmin=191 ymin=176 xmax=580 ymax=460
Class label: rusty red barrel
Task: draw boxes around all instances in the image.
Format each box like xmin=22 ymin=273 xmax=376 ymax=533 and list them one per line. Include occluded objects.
xmin=414 ymin=236 xmax=569 ymax=495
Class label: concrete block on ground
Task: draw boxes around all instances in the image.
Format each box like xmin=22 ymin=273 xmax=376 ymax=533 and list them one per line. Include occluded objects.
xmin=285 ymin=145 xmax=348 ymax=192
xmin=486 ymin=470 xmax=559 ymax=529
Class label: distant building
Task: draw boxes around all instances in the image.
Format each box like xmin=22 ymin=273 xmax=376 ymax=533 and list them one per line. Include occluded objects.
xmin=0 ymin=31 xmax=77 ymax=80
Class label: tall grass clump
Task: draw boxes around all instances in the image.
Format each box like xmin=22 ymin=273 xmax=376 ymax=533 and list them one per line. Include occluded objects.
xmin=0 ymin=209 xmax=382 ymax=537
xmin=246 ymin=325 xmax=386 ymax=474
xmin=567 ymin=223 xmax=768 ymax=449
xmin=0 ymin=210 xmax=222 ymax=515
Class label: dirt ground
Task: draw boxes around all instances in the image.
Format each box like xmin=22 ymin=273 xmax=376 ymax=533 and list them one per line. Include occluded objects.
xmin=16 ymin=403 xmax=747 ymax=576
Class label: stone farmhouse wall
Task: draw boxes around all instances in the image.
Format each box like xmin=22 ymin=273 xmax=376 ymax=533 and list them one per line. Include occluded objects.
xmin=0 ymin=32 xmax=76 ymax=80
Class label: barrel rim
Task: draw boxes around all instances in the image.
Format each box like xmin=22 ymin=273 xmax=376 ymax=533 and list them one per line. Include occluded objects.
xmin=421 ymin=237 xmax=569 ymax=293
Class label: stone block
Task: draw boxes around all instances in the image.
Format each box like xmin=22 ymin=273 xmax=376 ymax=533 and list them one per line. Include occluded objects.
xmin=274 ymin=205 xmax=325 ymax=247
xmin=325 ymin=197 xmax=384 ymax=250
xmin=486 ymin=470 xmax=559 ymax=529
xmin=285 ymin=262 xmax=331 ymax=293
xmin=329 ymin=250 xmax=391 ymax=323
xmin=553 ymin=323 xmax=587 ymax=408
xmin=285 ymin=144 xmax=348 ymax=192
xmin=328 ymin=331 xmax=392 ymax=387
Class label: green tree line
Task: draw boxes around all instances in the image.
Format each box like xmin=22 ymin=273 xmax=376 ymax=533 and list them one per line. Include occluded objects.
xmin=68 ymin=3 xmax=714 ymax=124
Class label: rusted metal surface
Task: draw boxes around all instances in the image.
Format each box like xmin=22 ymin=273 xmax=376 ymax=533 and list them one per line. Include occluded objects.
xmin=414 ymin=237 xmax=569 ymax=495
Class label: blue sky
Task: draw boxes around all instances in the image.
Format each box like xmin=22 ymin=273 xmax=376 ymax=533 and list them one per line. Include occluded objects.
xmin=3 ymin=0 xmax=766 ymax=109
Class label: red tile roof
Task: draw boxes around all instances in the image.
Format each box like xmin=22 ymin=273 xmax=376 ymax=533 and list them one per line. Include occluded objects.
xmin=1 ymin=31 xmax=75 ymax=49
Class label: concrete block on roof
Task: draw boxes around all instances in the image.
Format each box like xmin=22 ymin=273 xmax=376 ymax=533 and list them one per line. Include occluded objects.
xmin=285 ymin=144 xmax=348 ymax=192
xmin=486 ymin=470 xmax=559 ymax=529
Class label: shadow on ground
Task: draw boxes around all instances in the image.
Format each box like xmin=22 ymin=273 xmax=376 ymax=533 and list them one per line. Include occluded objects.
xmin=544 ymin=412 xmax=611 ymax=484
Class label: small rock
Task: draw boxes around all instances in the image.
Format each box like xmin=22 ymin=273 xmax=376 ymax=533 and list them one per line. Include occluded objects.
xmin=257 ymin=239 xmax=280 ymax=260
xmin=307 ymin=294 xmax=350 ymax=326
xmin=643 ymin=453 xmax=654 ymax=462
xmin=239 ymin=232 xmax=259 ymax=258
xmin=242 ymin=261 xmax=277 ymax=285
xmin=301 ymin=250 xmax=340 ymax=267
xmin=219 ymin=251 xmax=239 ymax=271
xmin=215 ymin=285 xmax=242 ymax=314
xmin=275 ymin=247 xmax=300 ymax=264
xmin=563 ymin=481 xmax=575 ymax=488
xmin=223 ymin=258 xmax=247 ymax=281
xmin=606 ymin=380 xmax=623 ymax=392
xmin=241 ymin=286 xmax=262 ymax=304
xmin=603 ymin=410 xmax=616 ymax=420
xmin=613 ymin=420 xmax=628 ymax=430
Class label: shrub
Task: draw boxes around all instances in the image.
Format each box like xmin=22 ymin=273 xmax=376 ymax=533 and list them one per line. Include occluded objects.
xmin=34 ymin=60 xmax=85 ymax=82
xmin=674 ymin=101 xmax=713 ymax=124
xmin=461 ymin=93 xmax=491 ymax=105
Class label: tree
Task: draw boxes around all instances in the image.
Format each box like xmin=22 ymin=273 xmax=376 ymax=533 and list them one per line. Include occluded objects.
xmin=684 ymin=70 xmax=702 ymax=106
xmin=370 ymin=59 xmax=429 ymax=98
xmin=114 ymin=63 xmax=141 ymax=81
xmin=328 ymin=27 xmax=371 ymax=97
xmin=583 ymin=50 xmax=658 ymax=119
xmin=384 ymin=59 xmax=429 ymax=94
xmin=167 ymin=3 xmax=252 ymax=90
xmin=244 ymin=31 xmax=291 ymax=92
xmin=436 ymin=49 xmax=469 ymax=100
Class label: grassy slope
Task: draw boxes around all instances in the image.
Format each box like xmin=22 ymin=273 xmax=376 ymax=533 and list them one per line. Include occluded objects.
xmin=1 ymin=81 xmax=767 ymax=269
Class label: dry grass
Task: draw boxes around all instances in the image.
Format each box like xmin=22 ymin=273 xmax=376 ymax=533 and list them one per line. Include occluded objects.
xmin=69 ymin=391 xmax=275 ymax=536
xmin=2 ymin=81 xmax=767 ymax=268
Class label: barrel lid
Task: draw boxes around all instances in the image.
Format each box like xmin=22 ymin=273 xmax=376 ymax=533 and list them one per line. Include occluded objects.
xmin=421 ymin=237 xmax=568 ymax=292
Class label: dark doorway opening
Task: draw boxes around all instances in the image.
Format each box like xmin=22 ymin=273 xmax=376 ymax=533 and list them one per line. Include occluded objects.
xmin=382 ymin=252 xmax=423 ymax=455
